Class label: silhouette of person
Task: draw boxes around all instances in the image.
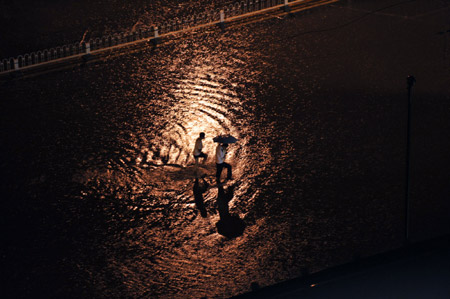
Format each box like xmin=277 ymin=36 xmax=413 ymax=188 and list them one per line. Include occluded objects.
xmin=215 ymin=143 xmax=232 ymax=182
xmin=193 ymin=132 xmax=208 ymax=166
xmin=193 ymin=175 xmax=209 ymax=218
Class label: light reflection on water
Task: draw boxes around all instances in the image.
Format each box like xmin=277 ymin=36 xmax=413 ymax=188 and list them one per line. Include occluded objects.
xmin=1 ymin=7 xmax=421 ymax=298
xmin=69 ymin=30 xmax=278 ymax=298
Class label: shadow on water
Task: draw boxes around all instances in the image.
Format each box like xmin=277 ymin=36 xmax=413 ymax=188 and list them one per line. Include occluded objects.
xmin=216 ymin=183 xmax=246 ymax=239
xmin=193 ymin=175 xmax=209 ymax=218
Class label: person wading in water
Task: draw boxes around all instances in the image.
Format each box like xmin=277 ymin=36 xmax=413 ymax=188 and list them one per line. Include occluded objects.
xmin=193 ymin=132 xmax=208 ymax=168
xmin=215 ymin=143 xmax=232 ymax=183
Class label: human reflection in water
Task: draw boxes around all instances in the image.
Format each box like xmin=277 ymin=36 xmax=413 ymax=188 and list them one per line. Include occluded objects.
xmin=193 ymin=174 xmax=209 ymax=218
xmin=216 ymin=184 xmax=246 ymax=238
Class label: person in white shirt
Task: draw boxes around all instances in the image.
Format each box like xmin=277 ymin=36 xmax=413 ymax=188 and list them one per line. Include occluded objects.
xmin=215 ymin=143 xmax=232 ymax=182
xmin=193 ymin=132 xmax=208 ymax=166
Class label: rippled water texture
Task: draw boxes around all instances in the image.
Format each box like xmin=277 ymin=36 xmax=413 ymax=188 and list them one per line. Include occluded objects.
xmin=1 ymin=1 xmax=450 ymax=298
xmin=68 ymin=31 xmax=280 ymax=298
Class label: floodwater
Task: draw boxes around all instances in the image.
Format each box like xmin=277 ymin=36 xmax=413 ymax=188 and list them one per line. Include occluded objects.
xmin=1 ymin=1 xmax=450 ymax=298
xmin=0 ymin=0 xmax=238 ymax=58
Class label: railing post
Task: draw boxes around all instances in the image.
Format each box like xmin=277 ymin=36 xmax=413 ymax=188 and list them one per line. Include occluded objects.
xmin=284 ymin=0 xmax=291 ymax=12
xmin=219 ymin=10 xmax=226 ymax=30
xmin=82 ymin=42 xmax=93 ymax=61
xmin=14 ymin=58 xmax=19 ymax=70
xmin=24 ymin=54 xmax=30 ymax=66
xmin=151 ymin=26 xmax=161 ymax=45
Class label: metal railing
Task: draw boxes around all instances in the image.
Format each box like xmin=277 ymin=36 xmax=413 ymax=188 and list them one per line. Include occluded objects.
xmin=0 ymin=0 xmax=308 ymax=73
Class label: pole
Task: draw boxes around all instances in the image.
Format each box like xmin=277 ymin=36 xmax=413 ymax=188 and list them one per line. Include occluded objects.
xmin=151 ymin=26 xmax=161 ymax=45
xmin=284 ymin=0 xmax=291 ymax=12
xmin=219 ymin=10 xmax=225 ymax=30
xmin=405 ymin=75 xmax=415 ymax=243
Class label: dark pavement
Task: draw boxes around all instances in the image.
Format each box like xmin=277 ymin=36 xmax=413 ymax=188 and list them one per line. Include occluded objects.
xmin=235 ymin=235 xmax=450 ymax=298
xmin=235 ymin=0 xmax=450 ymax=297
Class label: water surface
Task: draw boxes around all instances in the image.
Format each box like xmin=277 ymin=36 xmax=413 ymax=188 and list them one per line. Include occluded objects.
xmin=2 ymin=1 xmax=450 ymax=298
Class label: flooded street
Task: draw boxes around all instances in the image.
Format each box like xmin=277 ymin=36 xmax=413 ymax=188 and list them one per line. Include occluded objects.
xmin=1 ymin=1 xmax=450 ymax=298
